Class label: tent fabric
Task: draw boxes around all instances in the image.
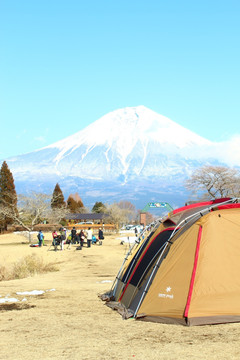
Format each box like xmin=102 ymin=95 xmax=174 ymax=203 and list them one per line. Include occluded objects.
xmin=170 ymin=198 xmax=231 ymax=215
xmin=102 ymin=198 xmax=240 ymax=326
xmin=137 ymin=223 xmax=200 ymax=320
xmin=112 ymin=227 xmax=160 ymax=301
xmin=136 ymin=206 xmax=240 ymax=325
xmin=112 ymin=224 xmax=168 ymax=301
xmin=109 ymin=199 xmax=224 ymax=303
xmin=187 ymin=209 xmax=240 ymax=321
xmin=119 ymin=228 xmax=175 ymax=305
xmin=113 ymin=199 xmax=225 ymax=305
xmin=184 ymin=225 xmax=202 ymax=318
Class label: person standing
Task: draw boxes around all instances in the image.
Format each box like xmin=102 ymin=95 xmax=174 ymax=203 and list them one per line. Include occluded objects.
xmin=37 ymin=230 xmax=44 ymax=247
xmin=71 ymin=227 xmax=77 ymax=244
xmin=52 ymin=230 xmax=58 ymax=240
xmin=59 ymin=227 xmax=66 ymax=251
xmin=98 ymin=227 xmax=104 ymax=244
xmin=51 ymin=230 xmax=57 ymax=250
xmin=75 ymin=231 xmax=80 ymax=246
xmin=134 ymin=227 xmax=138 ymax=237
xmin=86 ymin=227 xmax=93 ymax=248
xmin=79 ymin=229 xmax=85 ymax=248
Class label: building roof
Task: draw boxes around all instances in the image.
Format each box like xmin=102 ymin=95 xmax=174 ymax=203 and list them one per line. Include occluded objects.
xmin=66 ymin=213 xmax=107 ymax=221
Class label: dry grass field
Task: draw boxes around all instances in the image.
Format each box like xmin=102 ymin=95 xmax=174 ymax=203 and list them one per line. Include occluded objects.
xmin=0 ymin=231 xmax=240 ymax=360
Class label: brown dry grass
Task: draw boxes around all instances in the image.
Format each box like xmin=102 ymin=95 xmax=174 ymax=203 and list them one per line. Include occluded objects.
xmin=0 ymin=254 xmax=58 ymax=281
xmin=0 ymin=232 xmax=240 ymax=360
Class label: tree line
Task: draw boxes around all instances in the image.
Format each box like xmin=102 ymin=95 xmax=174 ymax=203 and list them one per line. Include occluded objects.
xmin=0 ymin=161 xmax=142 ymax=238
xmin=0 ymin=161 xmax=240 ymax=238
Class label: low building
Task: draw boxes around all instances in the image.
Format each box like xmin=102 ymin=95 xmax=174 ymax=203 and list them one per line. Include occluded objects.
xmin=66 ymin=213 xmax=115 ymax=231
xmin=67 ymin=213 xmax=106 ymax=223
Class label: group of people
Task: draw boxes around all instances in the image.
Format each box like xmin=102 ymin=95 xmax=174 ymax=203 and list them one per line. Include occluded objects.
xmin=51 ymin=227 xmax=66 ymax=251
xmin=51 ymin=226 xmax=104 ymax=251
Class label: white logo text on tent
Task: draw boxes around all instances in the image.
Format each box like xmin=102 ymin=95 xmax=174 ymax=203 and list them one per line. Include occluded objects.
xmin=158 ymin=286 xmax=174 ymax=299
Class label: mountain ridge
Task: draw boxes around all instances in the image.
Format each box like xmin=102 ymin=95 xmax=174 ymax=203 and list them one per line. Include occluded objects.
xmin=5 ymin=106 xmax=239 ymax=208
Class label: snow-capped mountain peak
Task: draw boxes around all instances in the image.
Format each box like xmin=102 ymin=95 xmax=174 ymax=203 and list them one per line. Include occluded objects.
xmin=6 ymin=105 xmax=238 ymax=208
xmin=45 ymin=105 xmax=211 ymax=165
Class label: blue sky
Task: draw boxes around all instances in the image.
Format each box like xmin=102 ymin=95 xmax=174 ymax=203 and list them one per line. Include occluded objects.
xmin=1 ymin=0 xmax=240 ymax=159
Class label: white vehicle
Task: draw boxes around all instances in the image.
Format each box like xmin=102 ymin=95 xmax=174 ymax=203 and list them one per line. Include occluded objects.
xmin=77 ymin=221 xmax=93 ymax=225
xmin=125 ymin=224 xmax=135 ymax=230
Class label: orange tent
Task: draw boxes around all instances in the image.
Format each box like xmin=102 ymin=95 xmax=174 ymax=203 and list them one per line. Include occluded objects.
xmin=103 ymin=200 xmax=240 ymax=326
xmin=105 ymin=198 xmax=231 ymax=303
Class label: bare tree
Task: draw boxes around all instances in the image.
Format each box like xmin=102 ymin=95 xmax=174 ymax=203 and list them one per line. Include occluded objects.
xmin=0 ymin=191 xmax=68 ymax=242
xmin=118 ymin=200 xmax=136 ymax=222
xmin=185 ymin=165 xmax=240 ymax=200
xmin=103 ymin=202 xmax=134 ymax=231
xmin=48 ymin=206 xmax=69 ymax=225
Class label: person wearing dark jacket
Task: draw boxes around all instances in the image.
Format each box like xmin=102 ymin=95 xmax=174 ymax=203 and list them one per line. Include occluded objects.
xmin=79 ymin=230 xmax=85 ymax=247
xmin=71 ymin=227 xmax=77 ymax=244
xmin=98 ymin=228 xmax=104 ymax=241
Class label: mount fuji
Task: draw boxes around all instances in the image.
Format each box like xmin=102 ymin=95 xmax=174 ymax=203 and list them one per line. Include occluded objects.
xmin=5 ymin=106 xmax=238 ymax=209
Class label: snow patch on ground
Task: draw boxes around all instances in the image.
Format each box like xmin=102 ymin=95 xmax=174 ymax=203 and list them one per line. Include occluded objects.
xmin=0 ymin=289 xmax=56 ymax=304
xmin=0 ymin=297 xmax=19 ymax=304
xmin=16 ymin=290 xmax=45 ymax=296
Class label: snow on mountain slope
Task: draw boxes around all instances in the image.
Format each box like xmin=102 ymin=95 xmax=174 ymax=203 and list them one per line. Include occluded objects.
xmin=46 ymin=105 xmax=211 ymax=156
xmin=5 ymin=105 xmax=239 ymax=207
xmin=8 ymin=105 xmax=214 ymax=181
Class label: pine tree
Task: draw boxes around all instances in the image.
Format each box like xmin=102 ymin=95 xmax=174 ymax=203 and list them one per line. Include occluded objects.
xmin=92 ymin=201 xmax=106 ymax=213
xmin=67 ymin=194 xmax=84 ymax=213
xmin=0 ymin=161 xmax=17 ymax=229
xmin=51 ymin=183 xmax=65 ymax=209
xmin=67 ymin=196 xmax=78 ymax=213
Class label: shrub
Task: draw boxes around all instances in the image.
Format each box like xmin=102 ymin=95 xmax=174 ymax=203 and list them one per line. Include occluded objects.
xmin=0 ymin=265 xmax=10 ymax=281
xmin=0 ymin=254 xmax=59 ymax=281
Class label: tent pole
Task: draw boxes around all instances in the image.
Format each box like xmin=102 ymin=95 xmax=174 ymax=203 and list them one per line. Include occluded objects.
xmin=117 ymin=221 xmax=160 ymax=290
xmin=126 ymin=241 xmax=168 ymax=307
xmin=167 ymin=197 xmax=238 ymax=242
xmin=111 ymin=225 xmax=149 ymax=296
xmin=111 ymin=242 xmax=138 ymax=296
xmin=116 ymin=239 xmax=147 ymax=297
xmin=134 ymin=241 xmax=169 ymax=318
xmin=111 ymin=219 xmax=161 ymax=297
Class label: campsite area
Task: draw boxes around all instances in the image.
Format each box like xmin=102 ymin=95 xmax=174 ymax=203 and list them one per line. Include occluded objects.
xmin=0 ymin=232 xmax=240 ymax=360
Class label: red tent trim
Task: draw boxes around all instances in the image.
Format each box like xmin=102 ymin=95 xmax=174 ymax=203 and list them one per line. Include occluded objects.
xmin=171 ymin=198 xmax=232 ymax=215
xmin=118 ymin=227 xmax=176 ymax=302
xmin=184 ymin=225 xmax=202 ymax=318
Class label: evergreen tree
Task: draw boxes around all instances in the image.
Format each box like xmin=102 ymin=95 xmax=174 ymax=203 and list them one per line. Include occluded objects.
xmin=51 ymin=183 xmax=65 ymax=209
xmin=67 ymin=196 xmax=78 ymax=213
xmin=92 ymin=201 xmax=106 ymax=213
xmin=0 ymin=161 xmax=17 ymax=230
xmin=67 ymin=194 xmax=84 ymax=213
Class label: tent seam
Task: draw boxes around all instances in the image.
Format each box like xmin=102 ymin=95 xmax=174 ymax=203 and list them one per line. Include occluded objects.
xmin=184 ymin=225 xmax=202 ymax=319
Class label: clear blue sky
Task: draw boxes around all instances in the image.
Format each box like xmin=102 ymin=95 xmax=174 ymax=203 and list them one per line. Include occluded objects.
xmin=1 ymin=0 xmax=240 ymax=159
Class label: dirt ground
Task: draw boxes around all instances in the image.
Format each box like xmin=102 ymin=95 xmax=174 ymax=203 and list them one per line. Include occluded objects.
xmin=0 ymin=232 xmax=240 ymax=360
